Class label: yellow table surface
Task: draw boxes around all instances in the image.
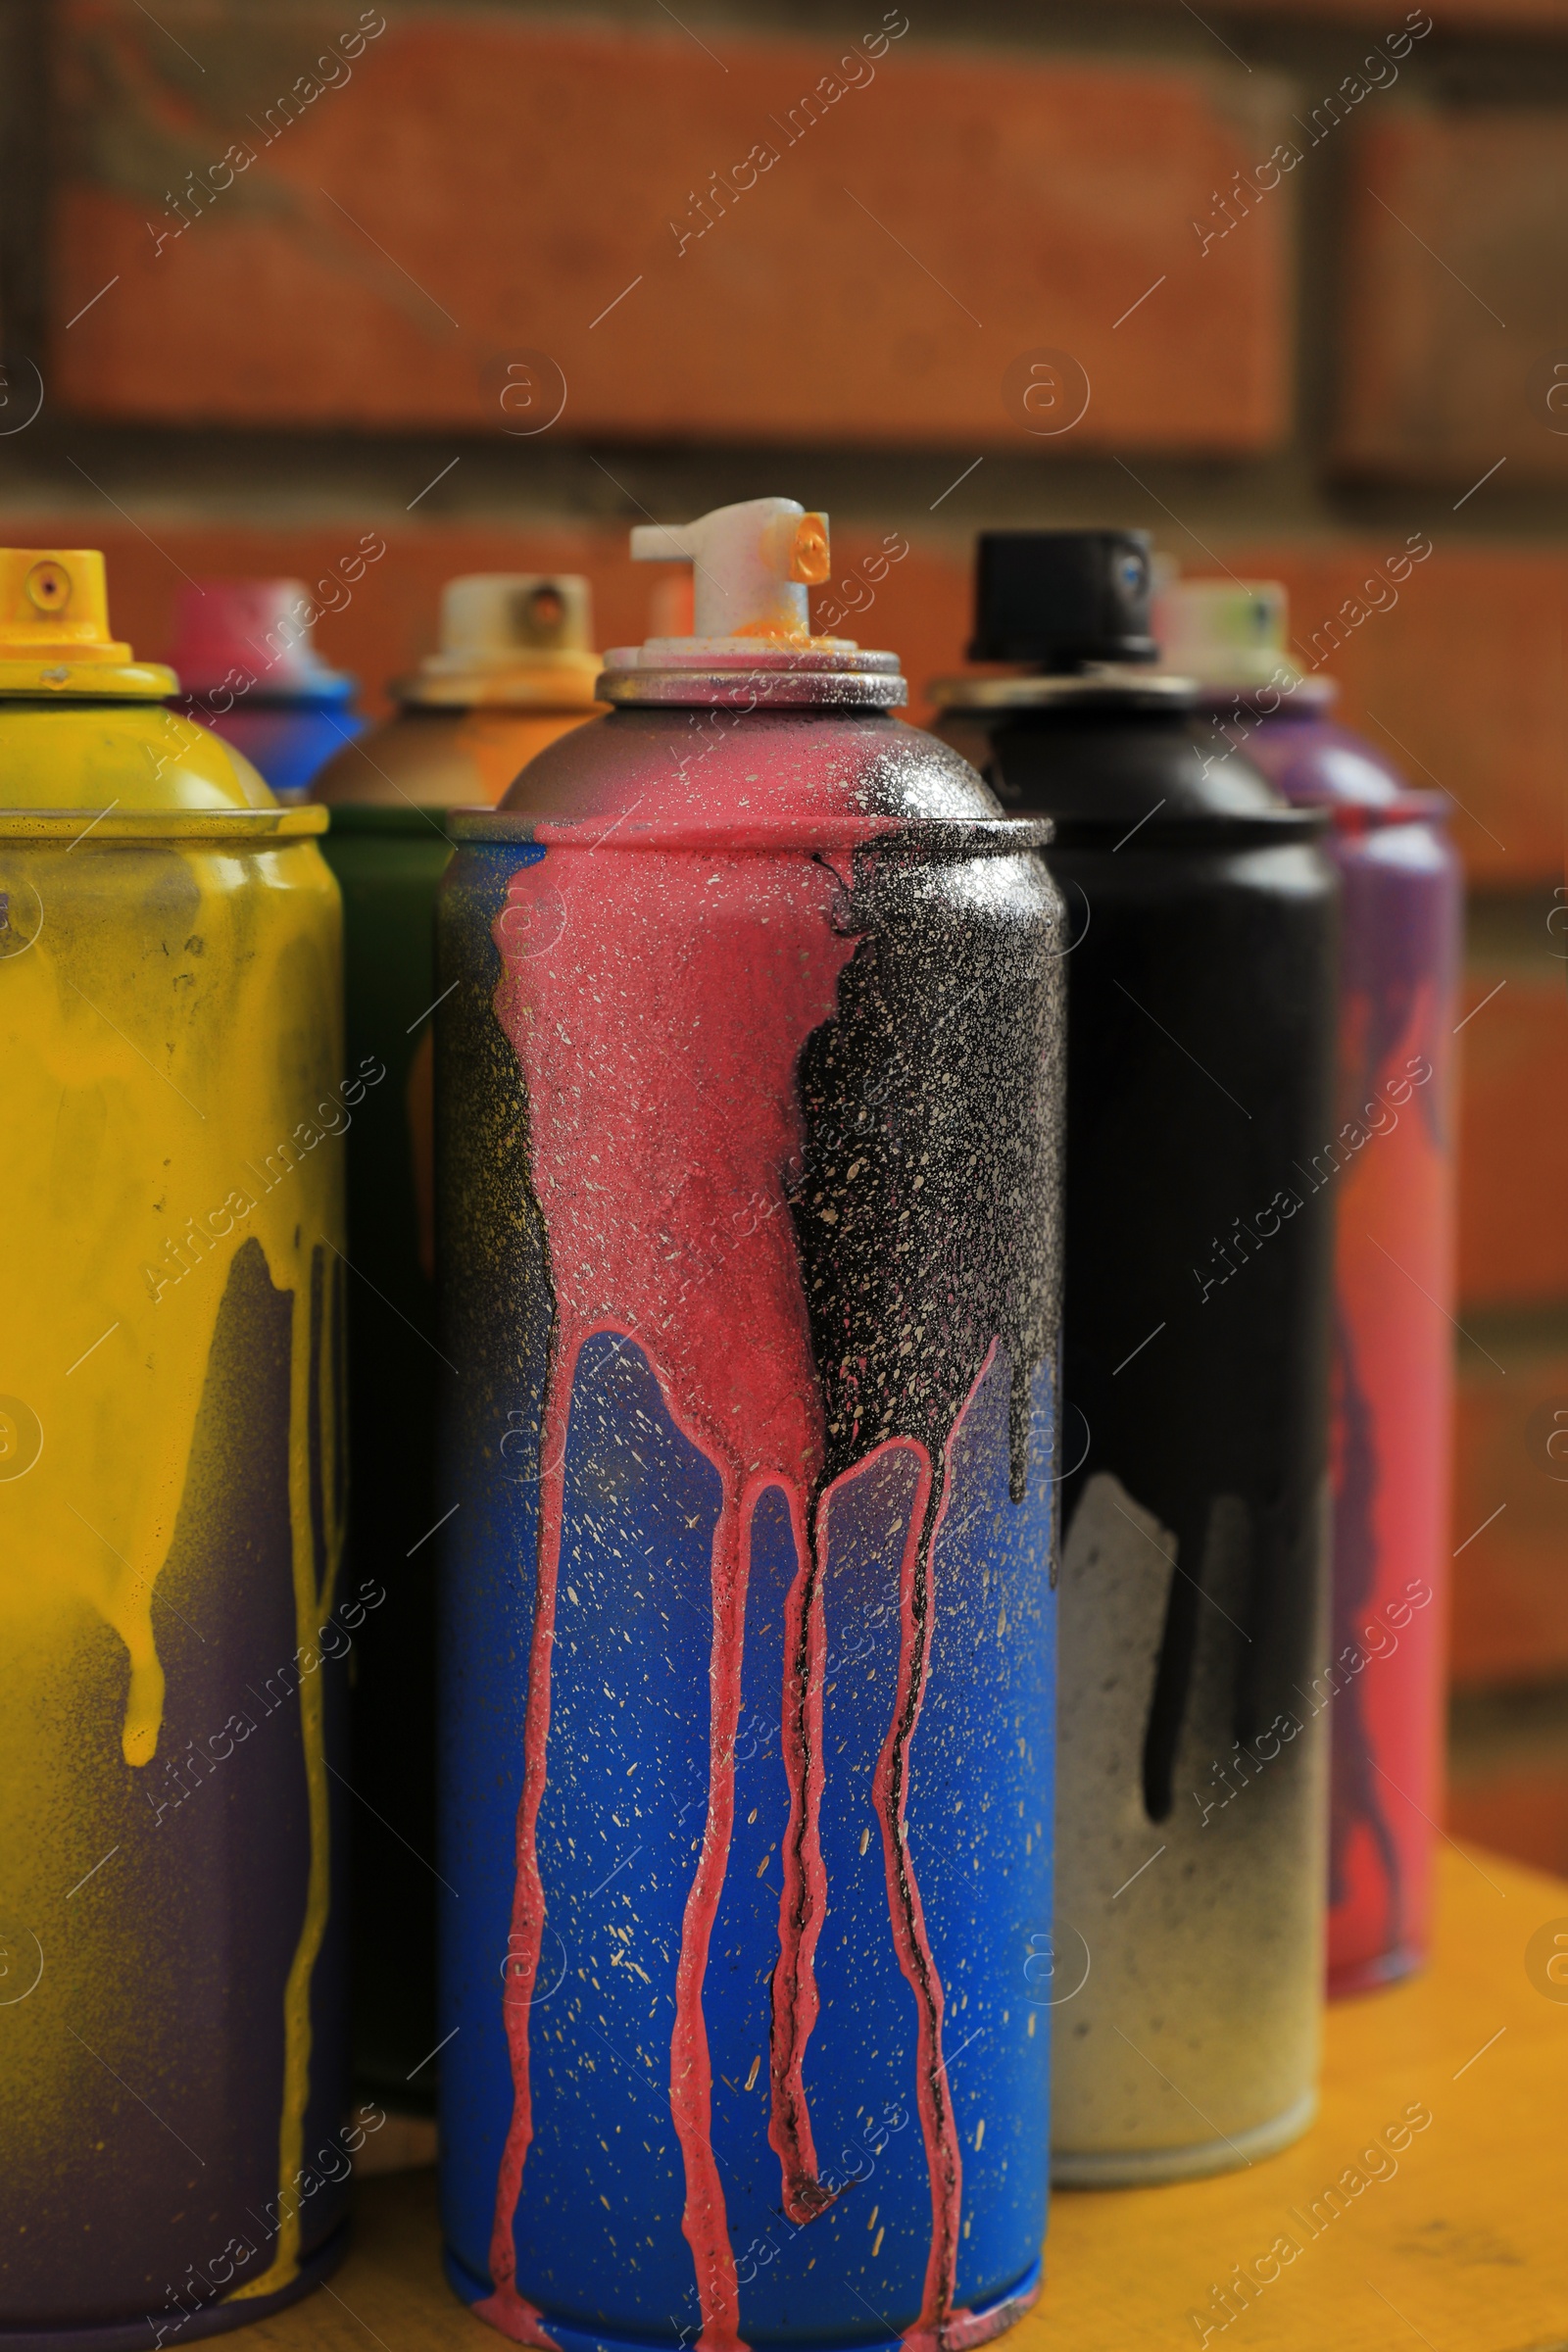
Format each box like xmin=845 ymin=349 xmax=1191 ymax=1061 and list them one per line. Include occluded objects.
xmin=265 ymin=1844 xmax=1568 ymax=2352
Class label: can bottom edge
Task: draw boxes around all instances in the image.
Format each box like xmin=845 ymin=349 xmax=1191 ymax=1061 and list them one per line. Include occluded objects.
xmin=0 ymin=2223 xmax=351 ymax=2352
xmin=443 ymin=2245 xmax=1044 ymax=2352
xmin=1327 ymin=1941 xmax=1424 ymax=2001
xmin=1052 ymin=2085 xmax=1317 ymax=2188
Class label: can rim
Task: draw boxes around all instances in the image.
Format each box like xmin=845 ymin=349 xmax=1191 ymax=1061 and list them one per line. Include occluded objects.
xmin=443 ymin=807 xmax=1054 ymax=852
xmin=0 ymin=806 xmax=330 ymax=839
xmin=597 ymin=651 xmax=907 ymax=710
xmin=929 ymin=668 xmax=1198 ymax=712
xmin=1048 ymin=805 xmax=1330 ymax=847
xmin=312 ymin=802 xmax=453 ymax=836
xmin=598 ymin=672 xmax=908 ymax=710
xmin=1315 ymin=792 xmax=1448 ymax=833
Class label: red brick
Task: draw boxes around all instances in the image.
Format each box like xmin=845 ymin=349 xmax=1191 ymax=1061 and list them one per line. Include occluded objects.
xmin=1457 ymin=964 xmax=1568 ymax=1311
xmin=1227 ymin=542 xmax=1568 ymax=886
xmin=1449 ymin=1335 xmax=1568 ymax=1687
xmin=52 ymin=8 xmax=1290 ymax=452
xmin=1337 ymin=112 xmax=1568 ymax=483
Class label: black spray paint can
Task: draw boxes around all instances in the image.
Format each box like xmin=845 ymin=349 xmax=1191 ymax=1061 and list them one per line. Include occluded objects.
xmin=931 ymin=530 xmax=1339 ymax=2186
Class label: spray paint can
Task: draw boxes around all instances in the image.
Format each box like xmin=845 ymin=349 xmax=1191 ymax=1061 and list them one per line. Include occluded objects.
xmin=170 ymin=578 xmax=363 ymax=802
xmin=931 ymin=530 xmax=1339 ymax=2186
xmin=1160 ymin=578 xmax=1461 ymax=1997
xmin=312 ymin=573 xmax=601 ymax=811
xmin=312 ymin=576 xmax=600 ymax=2109
xmin=436 ymin=501 xmax=1064 ymax=2351
xmin=0 ymin=551 xmax=351 ymax=2341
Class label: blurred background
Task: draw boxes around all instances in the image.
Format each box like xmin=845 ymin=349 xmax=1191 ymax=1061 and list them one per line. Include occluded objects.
xmin=2 ymin=0 xmax=1564 ymax=1873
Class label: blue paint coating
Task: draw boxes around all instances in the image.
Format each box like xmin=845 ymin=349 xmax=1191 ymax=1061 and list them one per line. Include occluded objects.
xmin=440 ymin=1329 xmax=1055 ymax=2348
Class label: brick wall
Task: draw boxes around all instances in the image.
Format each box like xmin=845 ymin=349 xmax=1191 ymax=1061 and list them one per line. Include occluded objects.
xmin=3 ymin=0 xmax=1564 ymax=1868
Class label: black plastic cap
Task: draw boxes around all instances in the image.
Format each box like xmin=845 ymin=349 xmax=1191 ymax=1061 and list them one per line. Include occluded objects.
xmin=967 ymin=530 xmax=1158 ymax=670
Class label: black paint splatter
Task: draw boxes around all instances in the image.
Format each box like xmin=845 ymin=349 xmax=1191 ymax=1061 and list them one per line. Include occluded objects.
xmin=792 ymin=837 xmax=1064 ymax=1505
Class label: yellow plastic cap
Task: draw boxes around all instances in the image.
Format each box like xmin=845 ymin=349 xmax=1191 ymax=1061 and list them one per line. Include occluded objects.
xmin=0 ymin=548 xmax=176 ymax=699
xmin=0 ymin=550 xmax=130 ymax=662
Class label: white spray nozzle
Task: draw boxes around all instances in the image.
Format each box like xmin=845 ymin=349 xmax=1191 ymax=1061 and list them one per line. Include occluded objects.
xmin=439 ymin=573 xmax=595 ymax=660
xmin=630 ymin=497 xmax=832 ymax=644
xmin=1155 ymin=577 xmax=1298 ymax=688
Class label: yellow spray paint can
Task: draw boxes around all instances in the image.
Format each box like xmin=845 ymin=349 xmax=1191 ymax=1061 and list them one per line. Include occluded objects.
xmin=0 ymin=551 xmax=356 ymax=2343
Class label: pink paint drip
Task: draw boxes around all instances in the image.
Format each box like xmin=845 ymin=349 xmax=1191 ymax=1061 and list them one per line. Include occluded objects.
xmin=768 ymin=1507 xmax=835 ymax=2226
xmin=774 ymin=1368 xmax=999 ymax=2341
xmin=480 ymin=848 xmax=854 ymax=2352
xmin=477 ymin=1348 xmax=568 ymax=2351
xmin=870 ymin=1348 xmax=996 ymax=2352
xmin=769 ymin=1428 xmax=946 ymax=2233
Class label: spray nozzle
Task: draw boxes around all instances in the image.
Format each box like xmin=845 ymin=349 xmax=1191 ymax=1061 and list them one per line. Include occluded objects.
xmin=1154 ymin=578 xmax=1304 ymax=690
xmin=602 ymin=495 xmax=904 ymax=708
xmin=394 ymin=574 xmax=602 ymax=710
xmin=0 ymin=547 xmax=175 ymax=701
xmin=439 ymin=573 xmax=595 ymax=661
xmin=630 ymin=498 xmax=834 ymax=646
xmin=0 ymin=549 xmax=131 ymax=662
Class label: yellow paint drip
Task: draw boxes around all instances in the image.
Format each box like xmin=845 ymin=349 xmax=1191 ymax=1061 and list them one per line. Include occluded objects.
xmin=233 ymin=1276 xmax=344 ymax=2300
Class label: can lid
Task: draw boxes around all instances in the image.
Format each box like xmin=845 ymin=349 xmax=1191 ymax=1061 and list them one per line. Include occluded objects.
xmin=394 ymin=573 xmax=603 ymax=710
xmin=966 ymin=530 xmax=1158 ymax=670
xmin=0 ymin=549 xmax=176 ymax=700
xmin=601 ymin=499 xmax=906 ymax=708
xmin=169 ymin=578 xmax=357 ymax=703
xmin=1154 ymin=576 xmax=1317 ymax=693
